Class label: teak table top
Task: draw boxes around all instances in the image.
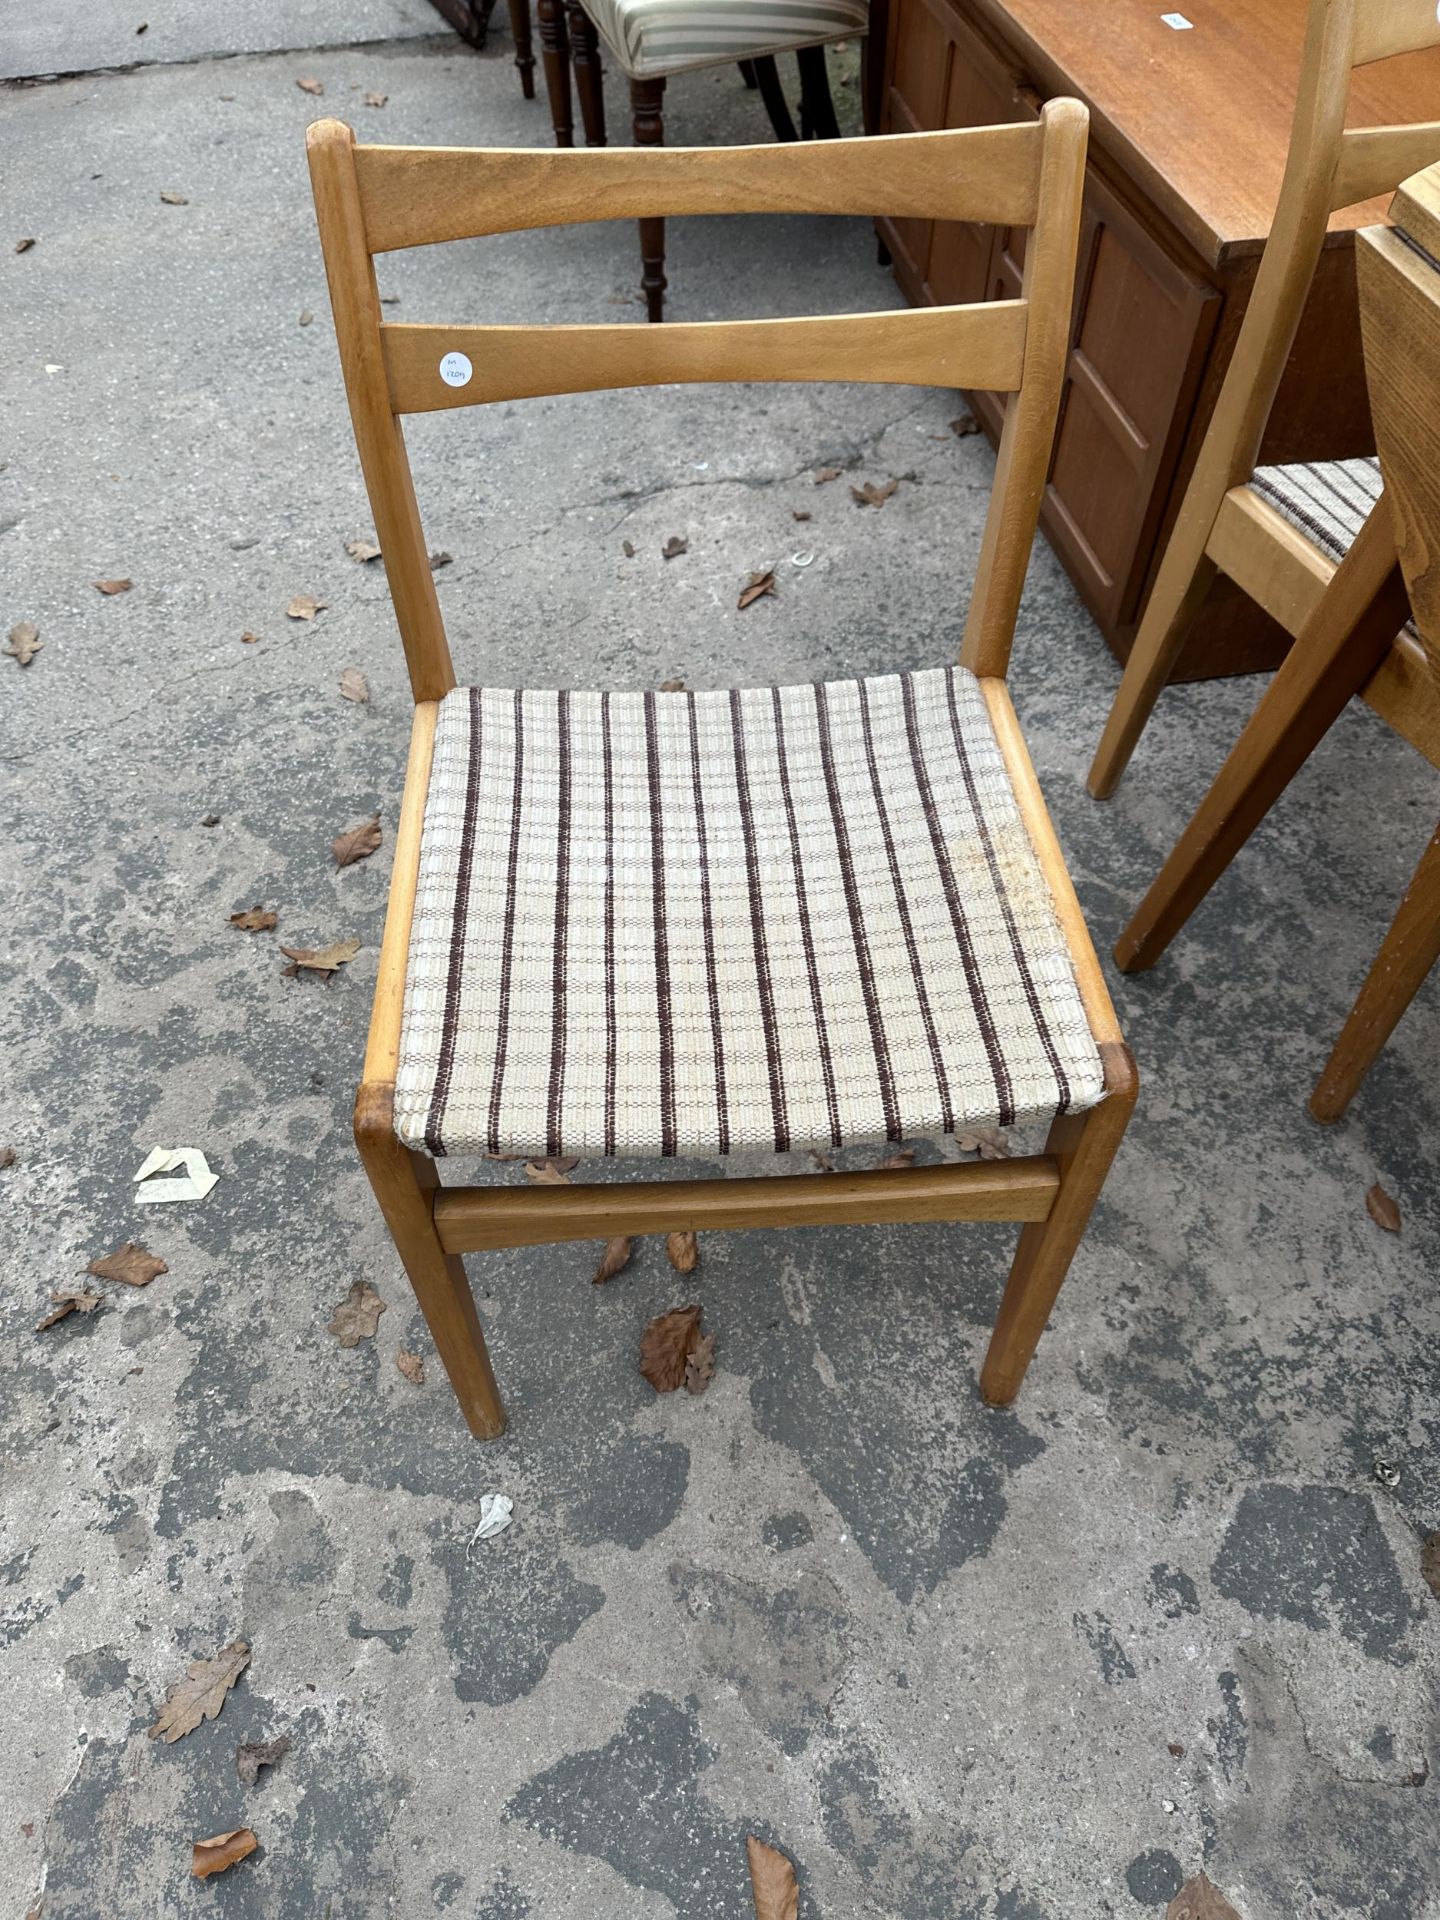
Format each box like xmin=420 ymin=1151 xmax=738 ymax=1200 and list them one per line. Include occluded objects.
xmin=967 ymin=0 xmax=1440 ymax=267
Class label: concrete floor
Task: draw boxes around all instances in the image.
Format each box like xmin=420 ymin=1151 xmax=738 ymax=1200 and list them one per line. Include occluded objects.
xmin=3 ymin=9 xmax=1438 ymax=1918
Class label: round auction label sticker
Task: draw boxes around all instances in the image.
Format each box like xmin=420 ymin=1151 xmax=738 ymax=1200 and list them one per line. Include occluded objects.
xmin=438 ymin=351 xmax=473 ymax=388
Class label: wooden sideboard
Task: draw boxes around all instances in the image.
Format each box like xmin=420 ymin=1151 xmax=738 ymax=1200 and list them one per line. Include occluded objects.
xmin=873 ymin=0 xmax=1440 ymax=678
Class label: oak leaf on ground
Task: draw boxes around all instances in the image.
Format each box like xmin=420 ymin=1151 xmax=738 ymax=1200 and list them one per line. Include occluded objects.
xmin=159 ymin=190 xmax=189 ymax=205
xmin=332 ymin=815 xmax=381 ymax=867
xmin=285 ymin=594 xmax=327 ymax=621
xmin=684 ymin=1330 xmax=716 ymax=1396
xmin=36 ymin=1289 xmax=104 ymax=1330
xmin=850 ymin=478 xmax=898 ymax=508
xmin=593 ymin=1236 xmax=633 ymax=1285
xmin=5 ymin=623 xmax=42 ymax=666
xmin=813 ymin=466 xmax=842 ymax=484
xmin=746 ymin=1835 xmax=800 ymax=1920
xmin=230 ymin=906 xmax=277 ymax=932
xmin=193 ymin=1829 xmax=258 ymax=1879
xmin=1166 ymin=1874 xmax=1245 ymax=1920
xmin=665 ymin=1230 xmax=698 ymax=1274
xmin=662 ymin=535 xmax=688 ymax=559
xmin=738 ymin=570 xmax=776 ymax=610
xmin=364 ymin=90 xmax=388 ymax=107
xmin=328 ymin=1281 xmax=386 ymax=1347
xmin=149 ymin=1640 xmax=251 ymax=1744
xmin=280 ymin=937 xmax=360 ymax=976
xmin=296 ymin=75 xmax=324 ymax=94
xmin=640 ymin=1304 xmax=702 ymax=1393
xmin=345 ymin=538 xmax=382 ymax=562
xmin=93 ymin=578 xmax=133 ymax=595
xmin=236 ymin=1736 xmax=290 ymax=1786
xmin=1366 ymin=1182 xmax=1401 ymax=1233
xmin=524 ymin=1158 xmax=576 ymax=1184
xmin=338 ymin=667 xmax=370 ymax=703
xmin=88 ymin=1242 xmax=167 ymax=1288
xmin=879 ymin=1147 xmax=916 ymax=1169
xmin=396 ymin=1350 xmax=425 ymax=1385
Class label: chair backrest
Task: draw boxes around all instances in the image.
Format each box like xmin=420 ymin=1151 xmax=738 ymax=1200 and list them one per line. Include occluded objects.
xmin=1197 ymin=0 xmax=1440 ymax=500
xmin=306 ymin=107 xmax=1088 ymax=702
xmin=1357 ymin=158 xmax=1440 ymax=692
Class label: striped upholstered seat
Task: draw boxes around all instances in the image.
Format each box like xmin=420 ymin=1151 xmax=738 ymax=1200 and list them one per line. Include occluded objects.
xmin=1247 ymin=456 xmax=1382 ymax=566
xmin=582 ymin=0 xmax=869 ymax=77
xmin=393 ymin=666 xmax=1106 ymax=1160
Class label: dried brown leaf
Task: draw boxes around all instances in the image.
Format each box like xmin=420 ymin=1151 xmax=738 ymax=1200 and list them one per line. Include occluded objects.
xmin=809 ymin=1149 xmax=835 ymax=1172
xmin=236 ymin=1736 xmax=290 ymax=1786
xmin=338 ymin=667 xmax=370 ymax=703
xmin=240 ymin=631 xmax=260 ymax=645
xmin=201 ymin=813 xmax=221 ymax=826
xmin=792 ymin=508 xmax=812 ymax=521
xmin=1366 ymin=1182 xmax=1401 ymax=1233
xmin=296 ymin=74 xmax=325 ymax=94
xmin=879 ymin=1147 xmax=916 ymax=1169
xmin=345 ymin=538 xmax=382 ymax=562
xmin=746 ymin=1835 xmax=799 ymax=1920
xmin=622 ymin=539 xmax=636 ymax=558
xmin=363 ymin=90 xmax=388 ymax=107
xmin=640 ymin=1304 xmax=702 ymax=1393
xmin=665 ymin=1230 xmax=699 ymax=1274
xmin=328 ymin=1280 xmax=386 ymax=1347
xmin=193 ymin=1828 xmax=258 ymax=1880
xmin=684 ymin=1330 xmax=716 ymax=1396
xmin=285 ymin=593 xmax=327 ymax=621
xmin=149 ymin=1640 xmax=251 ymax=1744
xmin=429 ymin=549 xmax=453 ymax=568
xmin=662 ymin=535 xmax=688 ymax=559
xmin=159 ymin=190 xmax=189 ymax=205
xmin=850 ymin=478 xmax=898 ymax=508
xmin=88 ymin=1242 xmax=167 ymax=1288
xmin=396 ymin=1350 xmax=425 ymax=1385
xmin=1168 ymin=1741 xmax=1186 ymax=1758
xmin=280 ymin=937 xmax=361 ymax=975
xmin=813 ymin=466 xmax=842 ymax=484
xmin=93 ymin=577 xmax=133 ymax=595
xmin=230 ymin=906 xmax=277 ymax=932
xmin=332 ymin=814 xmax=381 ymax=866
xmin=738 ymin=570 xmax=776 ymax=610
xmin=659 ymin=677 xmax=686 ymax=693
xmin=524 ymin=1157 xmax=577 ymax=1184
xmin=5 ymin=623 xmax=42 ymax=666
xmin=1421 ymin=1532 xmax=1440 ymax=1599
xmin=957 ymin=1127 xmax=1010 ymax=1160
xmin=1166 ymin=1874 xmax=1245 ymax=1920
xmin=0 ymin=1146 xmax=15 ymax=1168
xmin=950 ymin=413 xmax=982 ymax=437
xmin=36 ymin=1289 xmax=104 ymax=1330
xmin=15 ymin=237 xmax=36 ymax=253
xmin=593 ymin=1236 xmax=633 ymax=1285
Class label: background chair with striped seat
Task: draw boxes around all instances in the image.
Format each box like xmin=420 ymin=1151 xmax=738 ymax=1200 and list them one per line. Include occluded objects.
xmin=307 ymin=104 xmax=1137 ymax=1440
xmin=1085 ymin=0 xmax=1440 ymax=801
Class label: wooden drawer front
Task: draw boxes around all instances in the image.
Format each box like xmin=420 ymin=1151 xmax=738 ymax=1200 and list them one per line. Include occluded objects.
xmin=1045 ymin=173 xmax=1218 ymax=626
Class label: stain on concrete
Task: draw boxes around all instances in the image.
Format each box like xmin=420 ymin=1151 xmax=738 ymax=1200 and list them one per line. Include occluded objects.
xmin=762 ymin=1510 xmax=815 ymax=1553
xmin=818 ymin=1730 xmax=968 ymax=1912
xmin=509 ymin=1693 xmax=754 ymax=1919
xmin=435 ymin=1523 xmax=604 ymax=1705
xmin=1125 ymin=1848 xmax=1183 ymax=1904
xmin=63 ymin=1645 xmax=133 ymax=1700
xmin=244 ymin=1488 xmax=338 ymax=1630
xmin=1148 ymin=1564 xmax=1200 ymax=1618
xmin=1208 ymin=1669 xmax=1248 ymax=1784
xmin=1211 ymin=1485 xmax=1419 ymax=1662
xmin=668 ymin=1560 xmax=850 ymax=1754
xmin=1074 ymin=1612 xmax=1138 ymax=1683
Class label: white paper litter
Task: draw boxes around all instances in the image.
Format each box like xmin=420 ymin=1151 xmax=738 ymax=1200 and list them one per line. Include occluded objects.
xmin=467 ymin=1493 xmax=514 ymax=1555
xmin=133 ymin=1146 xmax=219 ymax=1203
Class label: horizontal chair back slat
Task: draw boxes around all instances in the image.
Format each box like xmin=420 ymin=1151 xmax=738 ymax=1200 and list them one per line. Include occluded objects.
xmin=354 ymin=125 xmax=1045 ymax=253
xmin=1332 ymin=121 xmax=1440 ymax=209
xmin=382 ymin=303 xmax=1029 ymax=412
xmin=1351 ymin=0 xmax=1440 ymax=67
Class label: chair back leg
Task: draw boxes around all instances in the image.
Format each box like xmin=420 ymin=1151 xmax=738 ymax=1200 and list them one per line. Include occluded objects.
xmin=1309 ymin=822 xmax=1440 ymax=1121
xmin=795 ymin=44 xmax=841 ymax=140
xmin=538 ymin=0 xmax=575 ymax=147
xmin=566 ymin=2 xmax=608 ymax=144
xmin=752 ymin=54 xmax=798 ymax=141
xmin=507 ymin=0 xmax=536 ymax=98
xmin=629 ymin=75 xmax=668 ymax=320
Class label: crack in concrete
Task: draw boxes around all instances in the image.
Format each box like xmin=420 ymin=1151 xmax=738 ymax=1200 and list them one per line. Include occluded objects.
xmin=2 ymin=29 xmax=455 ymax=90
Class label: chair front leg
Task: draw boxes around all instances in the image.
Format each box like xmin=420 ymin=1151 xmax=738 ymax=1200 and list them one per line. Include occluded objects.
xmin=980 ymin=1043 xmax=1137 ymax=1405
xmin=355 ymin=1086 xmax=507 ymax=1440
xmin=630 ymin=73 xmax=667 ymax=321
xmin=751 ymin=54 xmax=797 ymax=141
xmin=507 ymin=0 xmax=536 ymax=98
xmin=1309 ymin=822 xmax=1440 ymax=1122
xmin=538 ymin=0 xmax=575 ymax=147
xmin=566 ymin=2 xmax=608 ymax=144
xmin=795 ymin=44 xmax=841 ymax=139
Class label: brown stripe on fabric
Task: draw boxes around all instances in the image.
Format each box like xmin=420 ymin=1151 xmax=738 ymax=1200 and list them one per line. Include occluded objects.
xmin=686 ymin=692 xmax=730 ymax=1155
xmin=812 ymin=679 xmax=901 ymax=1141
xmin=545 ymin=689 xmax=573 ymax=1158
xmin=941 ymin=669 xmax=1071 ymax=1112
xmin=425 ymin=687 xmax=484 ymax=1155
xmin=1250 ymin=472 xmax=1352 ymax=564
xmin=601 ymin=689 xmax=618 ymax=1159
xmin=485 ymin=687 xmax=527 ymax=1155
xmin=728 ymin=687 xmax=790 ymax=1153
xmin=771 ymin=687 xmax=843 ymax=1149
xmin=643 ymin=691 xmax=677 ymax=1158
xmin=899 ymin=671 xmax=1014 ymax=1127
xmin=856 ymin=677 xmax=955 ymax=1134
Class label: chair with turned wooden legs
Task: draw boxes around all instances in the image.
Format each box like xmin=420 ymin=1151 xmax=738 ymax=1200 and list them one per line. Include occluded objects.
xmin=1086 ymin=0 xmax=1440 ymax=801
xmin=1112 ymin=158 xmax=1440 ymax=1122
xmin=306 ymin=104 xmax=1137 ymax=1439
xmin=506 ymin=0 xmax=537 ymax=97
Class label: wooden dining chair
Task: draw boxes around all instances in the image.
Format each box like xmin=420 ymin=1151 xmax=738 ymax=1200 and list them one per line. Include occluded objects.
xmin=306 ymin=103 xmax=1137 ymax=1440
xmin=1110 ymin=158 xmax=1440 ymax=1122
xmin=538 ymin=0 xmax=861 ymax=318
xmin=1086 ymin=0 xmax=1440 ymax=801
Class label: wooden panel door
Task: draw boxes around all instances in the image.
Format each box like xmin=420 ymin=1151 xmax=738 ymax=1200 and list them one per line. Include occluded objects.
xmin=925 ymin=17 xmax=1037 ymax=309
xmin=878 ymin=0 xmax=956 ymax=297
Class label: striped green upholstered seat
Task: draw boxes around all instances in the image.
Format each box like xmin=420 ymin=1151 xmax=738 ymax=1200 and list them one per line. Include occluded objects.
xmin=583 ymin=0 xmax=870 ymax=77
